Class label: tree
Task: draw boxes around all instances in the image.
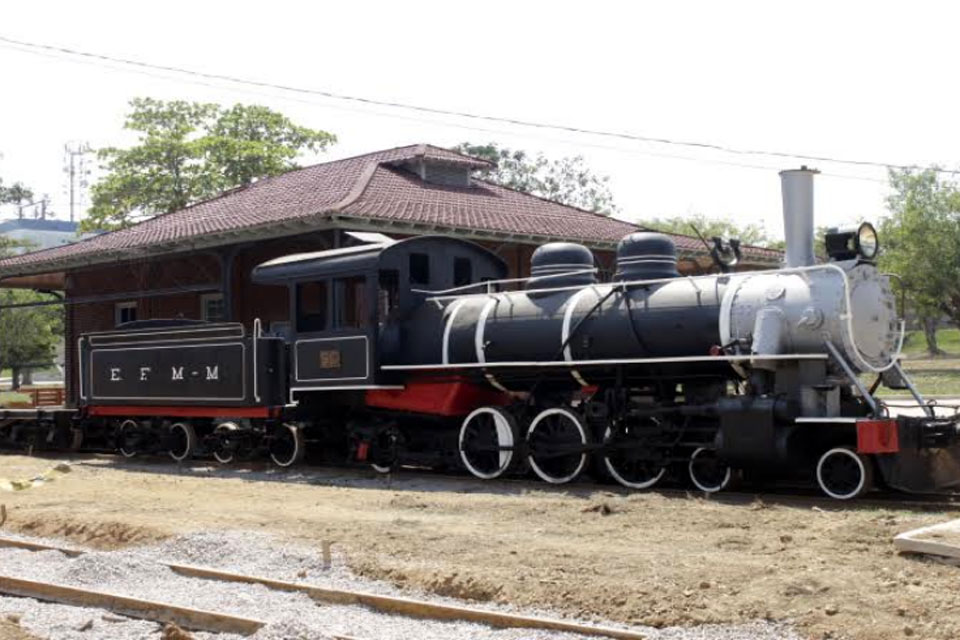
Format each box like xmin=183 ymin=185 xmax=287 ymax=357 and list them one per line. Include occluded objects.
xmin=453 ymin=143 xmax=618 ymax=215
xmin=643 ymin=214 xmax=776 ymax=247
xmin=84 ymin=98 xmax=337 ymax=231
xmin=0 ymin=173 xmax=34 ymax=247
xmin=0 ymin=290 xmax=60 ymax=389
xmin=0 ymin=239 xmax=60 ymax=390
xmin=879 ymin=168 xmax=960 ymax=356
xmin=0 ymin=179 xmax=34 ymax=207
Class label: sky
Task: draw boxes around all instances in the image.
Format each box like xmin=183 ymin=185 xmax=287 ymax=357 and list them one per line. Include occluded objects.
xmin=1 ymin=0 xmax=959 ymax=240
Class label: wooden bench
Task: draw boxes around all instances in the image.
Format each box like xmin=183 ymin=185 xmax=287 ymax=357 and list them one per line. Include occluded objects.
xmin=15 ymin=387 xmax=66 ymax=408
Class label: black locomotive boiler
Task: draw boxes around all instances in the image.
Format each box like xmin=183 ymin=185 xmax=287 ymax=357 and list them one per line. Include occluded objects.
xmin=3 ymin=168 xmax=960 ymax=500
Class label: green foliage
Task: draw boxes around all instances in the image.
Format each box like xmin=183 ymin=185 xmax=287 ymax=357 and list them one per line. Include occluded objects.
xmin=0 ymin=236 xmax=61 ymax=376
xmin=84 ymin=98 xmax=337 ymax=231
xmin=0 ymin=289 xmax=60 ymax=371
xmin=453 ymin=142 xmax=618 ymax=215
xmin=0 ymin=235 xmax=25 ymax=255
xmin=643 ymin=213 xmax=775 ymax=246
xmin=643 ymin=215 xmax=837 ymax=255
xmin=879 ymin=168 xmax=960 ymax=328
xmin=0 ymin=178 xmax=34 ymax=206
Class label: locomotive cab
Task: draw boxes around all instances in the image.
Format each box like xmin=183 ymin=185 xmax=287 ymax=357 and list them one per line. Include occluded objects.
xmin=252 ymin=236 xmax=507 ymax=402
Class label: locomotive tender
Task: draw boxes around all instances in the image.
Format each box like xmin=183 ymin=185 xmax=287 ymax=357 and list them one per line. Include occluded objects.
xmin=4 ymin=168 xmax=959 ymax=500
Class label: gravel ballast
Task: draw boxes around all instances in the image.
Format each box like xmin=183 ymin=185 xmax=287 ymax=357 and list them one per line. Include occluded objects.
xmin=0 ymin=531 xmax=802 ymax=640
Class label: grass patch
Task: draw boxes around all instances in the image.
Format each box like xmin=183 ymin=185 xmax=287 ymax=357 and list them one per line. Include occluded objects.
xmin=861 ymin=328 xmax=960 ymax=396
xmin=0 ymin=391 xmax=30 ymax=406
xmin=874 ymin=370 xmax=960 ymax=397
xmin=901 ymin=328 xmax=960 ymax=357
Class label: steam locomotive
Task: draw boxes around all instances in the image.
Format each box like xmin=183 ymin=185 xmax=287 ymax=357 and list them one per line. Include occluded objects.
xmin=4 ymin=168 xmax=959 ymax=500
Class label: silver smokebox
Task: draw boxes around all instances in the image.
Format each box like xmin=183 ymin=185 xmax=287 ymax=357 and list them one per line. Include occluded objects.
xmin=780 ymin=166 xmax=819 ymax=268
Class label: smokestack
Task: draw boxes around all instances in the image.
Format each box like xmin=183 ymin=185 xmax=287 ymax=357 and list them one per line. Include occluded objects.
xmin=780 ymin=166 xmax=819 ymax=268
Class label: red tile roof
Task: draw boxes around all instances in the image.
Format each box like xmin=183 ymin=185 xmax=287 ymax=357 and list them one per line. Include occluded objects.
xmin=0 ymin=143 xmax=780 ymax=276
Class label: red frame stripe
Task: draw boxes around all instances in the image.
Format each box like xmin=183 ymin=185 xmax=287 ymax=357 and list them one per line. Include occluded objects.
xmin=85 ymin=405 xmax=280 ymax=419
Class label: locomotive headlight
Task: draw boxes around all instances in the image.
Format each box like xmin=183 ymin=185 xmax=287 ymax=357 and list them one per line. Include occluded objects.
xmin=824 ymin=222 xmax=880 ymax=261
xmin=856 ymin=222 xmax=879 ymax=259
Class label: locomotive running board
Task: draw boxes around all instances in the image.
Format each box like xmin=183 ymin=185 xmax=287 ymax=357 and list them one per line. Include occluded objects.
xmin=382 ymin=353 xmax=829 ymax=371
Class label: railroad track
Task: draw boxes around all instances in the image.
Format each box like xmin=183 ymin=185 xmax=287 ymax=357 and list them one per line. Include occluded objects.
xmin=7 ymin=448 xmax=960 ymax=513
xmin=0 ymin=535 xmax=648 ymax=640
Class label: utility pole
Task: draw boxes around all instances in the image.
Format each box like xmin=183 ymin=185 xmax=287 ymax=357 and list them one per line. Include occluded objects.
xmin=63 ymin=142 xmax=92 ymax=223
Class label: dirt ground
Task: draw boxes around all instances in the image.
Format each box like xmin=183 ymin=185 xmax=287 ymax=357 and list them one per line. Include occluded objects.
xmin=0 ymin=619 xmax=40 ymax=640
xmin=1 ymin=455 xmax=958 ymax=640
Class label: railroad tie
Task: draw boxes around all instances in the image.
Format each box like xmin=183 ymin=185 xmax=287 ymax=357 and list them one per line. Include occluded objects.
xmin=0 ymin=535 xmax=647 ymax=640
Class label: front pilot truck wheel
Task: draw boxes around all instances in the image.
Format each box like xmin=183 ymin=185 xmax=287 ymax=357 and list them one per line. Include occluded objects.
xmin=816 ymin=447 xmax=873 ymax=500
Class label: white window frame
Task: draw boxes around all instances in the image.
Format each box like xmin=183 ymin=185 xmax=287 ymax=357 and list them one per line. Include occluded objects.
xmin=115 ymin=301 xmax=138 ymax=327
xmin=200 ymin=292 xmax=226 ymax=322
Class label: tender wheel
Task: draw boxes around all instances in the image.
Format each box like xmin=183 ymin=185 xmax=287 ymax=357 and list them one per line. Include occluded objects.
xmin=816 ymin=447 xmax=873 ymax=500
xmin=212 ymin=422 xmax=240 ymax=464
xmin=527 ymin=408 xmax=589 ymax=485
xmin=117 ymin=419 xmax=141 ymax=458
xmin=168 ymin=422 xmax=197 ymax=462
xmin=689 ymin=447 xmax=732 ymax=493
xmin=270 ymin=423 xmax=305 ymax=468
xmin=370 ymin=425 xmax=400 ymax=474
xmin=602 ymin=423 xmax=667 ymax=490
xmin=459 ymin=407 xmax=517 ymax=480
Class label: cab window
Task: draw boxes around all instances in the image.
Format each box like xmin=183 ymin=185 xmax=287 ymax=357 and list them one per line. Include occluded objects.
xmin=335 ymin=275 xmax=367 ymax=328
xmin=378 ymin=269 xmax=399 ymax=324
xmin=409 ymin=253 xmax=430 ymax=286
xmin=296 ymin=281 xmax=328 ymax=332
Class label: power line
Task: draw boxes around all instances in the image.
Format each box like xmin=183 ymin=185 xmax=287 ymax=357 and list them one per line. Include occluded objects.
xmin=0 ymin=38 xmax=887 ymax=186
xmin=0 ymin=33 xmax=956 ymax=177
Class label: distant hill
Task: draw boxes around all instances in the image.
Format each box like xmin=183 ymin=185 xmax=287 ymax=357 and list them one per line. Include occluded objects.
xmin=0 ymin=218 xmax=98 ymax=253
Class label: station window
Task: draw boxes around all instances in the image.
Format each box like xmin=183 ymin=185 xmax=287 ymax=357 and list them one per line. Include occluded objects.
xmin=335 ymin=275 xmax=367 ymax=328
xmin=409 ymin=252 xmax=430 ymax=286
xmin=200 ymin=293 xmax=226 ymax=322
xmin=115 ymin=301 xmax=138 ymax=326
xmin=378 ymin=269 xmax=399 ymax=324
xmin=296 ymin=281 xmax=328 ymax=332
xmin=453 ymin=257 xmax=473 ymax=287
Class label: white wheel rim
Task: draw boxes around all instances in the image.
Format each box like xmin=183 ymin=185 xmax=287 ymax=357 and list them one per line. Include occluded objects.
xmin=371 ymin=463 xmax=393 ymax=474
xmin=602 ymin=426 xmax=666 ymax=490
xmin=213 ymin=423 xmax=238 ymax=464
xmin=816 ymin=447 xmax=867 ymax=500
xmin=118 ymin=420 xmax=138 ymax=458
xmin=459 ymin=407 xmax=515 ymax=480
xmin=169 ymin=422 xmax=196 ymax=462
xmin=527 ymin=408 xmax=588 ymax=485
xmin=689 ymin=447 xmax=731 ymax=493
xmin=271 ymin=423 xmax=303 ymax=468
